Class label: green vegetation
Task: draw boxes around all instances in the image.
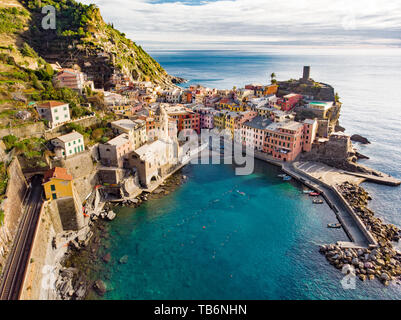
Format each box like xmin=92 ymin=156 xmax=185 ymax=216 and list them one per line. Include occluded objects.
xmin=0 ymin=162 xmax=9 ymax=197
xmin=335 ymin=92 xmax=341 ymax=103
xmin=19 ymin=43 xmax=38 ymax=58
xmin=21 ymin=0 xmax=171 ymax=84
xmin=2 ymin=135 xmax=48 ymax=168
xmin=0 ymin=209 xmax=4 ymax=226
xmin=66 ymin=120 xmax=113 ymax=146
xmin=0 ymin=6 xmax=29 ymax=34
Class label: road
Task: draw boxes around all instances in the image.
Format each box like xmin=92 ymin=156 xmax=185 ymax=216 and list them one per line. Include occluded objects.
xmin=0 ymin=175 xmax=44 ymax=300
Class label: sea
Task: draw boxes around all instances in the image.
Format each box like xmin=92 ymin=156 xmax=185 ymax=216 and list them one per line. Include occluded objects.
xmin=94 ymin=48 xmax=401 ymax=299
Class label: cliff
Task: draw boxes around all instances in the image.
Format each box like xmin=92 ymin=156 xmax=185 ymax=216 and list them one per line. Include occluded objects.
xmin=19 ymin=0 xmax=179 ymax=89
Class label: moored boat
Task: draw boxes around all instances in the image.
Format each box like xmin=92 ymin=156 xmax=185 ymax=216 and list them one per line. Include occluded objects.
xmin=309 ymin=192 xmax=320 ymax=196
xmin=313 ymin=199 xmax=324 ymax=204
xmin=327 ymin=223 xmax=342 ymax=229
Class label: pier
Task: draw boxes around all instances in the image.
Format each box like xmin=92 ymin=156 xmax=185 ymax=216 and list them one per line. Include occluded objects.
xmin=282 ymin=162 xmax=377 ymax=248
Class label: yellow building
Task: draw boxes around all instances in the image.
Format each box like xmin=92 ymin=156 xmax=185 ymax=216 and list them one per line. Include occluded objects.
xmin=213 ymin=112 xmax=227 ymax=131
xmin=43 ymin=167 xmax=74 ymax=200
xmin=109 ymin=105 xmax=132 ymax=115
xmin=225 ymin=112 xmax=240 ymax=138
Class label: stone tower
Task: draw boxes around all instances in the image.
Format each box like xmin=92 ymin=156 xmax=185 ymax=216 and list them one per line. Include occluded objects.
xmin=303 ymin=66 xmax=311 ymax=81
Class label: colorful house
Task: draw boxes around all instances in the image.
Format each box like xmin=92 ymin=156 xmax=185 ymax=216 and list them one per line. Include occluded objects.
xmin=277 ymin=93 xmax=303 ymax=111
xmin=43 ymin=167 xmax=74 ymax=200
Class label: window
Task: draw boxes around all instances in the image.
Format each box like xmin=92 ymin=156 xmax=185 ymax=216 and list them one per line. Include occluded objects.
xmin=55 ymin=116 xmax=59 ymax=120
xmin=52 ymin=193 xmax=57 ymax=200
xmin=50 ymin=185 xmax=56 ymax=191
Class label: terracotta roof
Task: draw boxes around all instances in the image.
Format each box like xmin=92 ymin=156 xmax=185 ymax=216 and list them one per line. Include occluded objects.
xmin=43 ymin=167 xmax=73 ymax=183
xmin=38 ymin=101 xmax=68 ymax=109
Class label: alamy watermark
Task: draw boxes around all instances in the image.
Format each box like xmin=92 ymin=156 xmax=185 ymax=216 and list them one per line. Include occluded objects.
xmin=41 ymin=5 xmax=56 ymax=30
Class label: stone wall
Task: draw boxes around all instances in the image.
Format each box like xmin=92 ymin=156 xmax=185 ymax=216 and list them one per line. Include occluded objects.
xmin=0 ymin=122 xmax=46 ymax=140
xmin=0 ymin=158 xmax=28 ymax=269
xmin=44 ymin=117 xmax=100 ymax=141
xmin=52 ymin=150 xmax=98 ymax=203
xmin=56 ymin=196 xmax=84 ymax=232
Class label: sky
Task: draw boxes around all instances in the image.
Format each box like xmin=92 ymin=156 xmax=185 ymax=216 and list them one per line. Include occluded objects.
xmin=77 ymin=0 xmax=401 ymax=50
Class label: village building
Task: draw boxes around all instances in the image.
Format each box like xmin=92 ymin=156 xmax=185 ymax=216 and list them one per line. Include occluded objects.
xmin=54 ymin=68 xmax=93 ymax=93
xmin=104 ymin=91 xmax=128 ymax=106
xmin=42 ymin=167 xmax=84 ymax=231
xmin=241 ymin=116 xmax=318 ymax=162
xmin=193 ymin=106 xmax=218 ymax=129
xmin=111 ymin=119 xmax=147 ymax=150
xmin=162 ymin=88 xmax=182 ymax=104
xmin=51 ymin=131 xmax=85 ymax=159
xmin=36 ymin=101 xmax=71 ymax=128
xmin=165 ymin=105 xmax=200 ymax=134
xmin=98 ymin=133 xmax=133 ymax=168
xmin=130 ymin=106 xmax=180 ymax=188
xmin=300 ymin=100 xmax=335 ymax=119
xmin=277 ymin=93 xmax=303 ymax=111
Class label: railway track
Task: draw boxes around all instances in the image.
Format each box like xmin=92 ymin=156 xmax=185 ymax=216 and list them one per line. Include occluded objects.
xmin=0 ymin=176 xmax=44 ymax=300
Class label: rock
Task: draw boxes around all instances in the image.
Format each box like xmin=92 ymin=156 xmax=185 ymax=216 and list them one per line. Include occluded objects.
xmin=376 ymin=258 xmax=385 ymax=266
xmin=367 ymin=268 xmax=376 ymax=275
xmin=364 ymin=262 xmax=374 ymax=269
xmin=359 ymin=274 xmax=367 ymax=281
xmin=93 ymin=280 xmax=107 ymax=296
xmin=75 ymin=284 xmax=86 ymax=299
xmin=102 ymin=253 xmax=111 ymax=263
xmin=351 ymin=134 xmax=370 ymax=144
xmin=119 ymin=255 xmax=129 ymax=264
xmin=380 ymin=272 xmax=390 ymax=281
xmin=106 ymin=211 xmax=116 ymax=221
xmin=351 ymin=258 xmax=359 ymax=266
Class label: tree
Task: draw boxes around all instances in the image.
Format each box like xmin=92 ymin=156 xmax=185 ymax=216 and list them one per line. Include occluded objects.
xmin=335 ymin=92 xmax=341 ymax=103
xmin=270 ymin=72 xmax=276 ymax=84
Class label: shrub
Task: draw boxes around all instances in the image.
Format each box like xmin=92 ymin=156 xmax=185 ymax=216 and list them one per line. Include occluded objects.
xmin=19 ymin=43 xmax=38 ymax=58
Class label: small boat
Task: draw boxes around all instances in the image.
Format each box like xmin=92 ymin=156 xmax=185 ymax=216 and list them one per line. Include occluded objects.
xmin=278 ymin=174 xmax=286 ymax=178
xmin=282 ymin=175 xmax=292 ymax=181
xmin=313 ymin=199 xmax=324 ymax=204
xmin=327 ymin=223 xmax=342 ymax=229
xmin=236 ymin=190 xmax=246 ymax=196
xmin=303 ymin=190 xmax=313 ymax=194
xmin=309 ymin=192 xmax=320 ymax=197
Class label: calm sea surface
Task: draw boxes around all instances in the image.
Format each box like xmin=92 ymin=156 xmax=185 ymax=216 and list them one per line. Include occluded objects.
xmin=96 ymin=49 xmax=401 ymax=299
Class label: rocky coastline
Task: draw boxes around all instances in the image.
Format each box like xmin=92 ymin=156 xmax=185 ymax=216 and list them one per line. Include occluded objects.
xmin=320 ymin=182 xmax=401 ymax=286
xmin=55 ymin=170 xmax=188 ymax=300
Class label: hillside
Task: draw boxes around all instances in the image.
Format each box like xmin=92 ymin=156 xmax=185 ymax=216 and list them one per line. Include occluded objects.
xmin=18 ymin=0 xmax=180 ymax=89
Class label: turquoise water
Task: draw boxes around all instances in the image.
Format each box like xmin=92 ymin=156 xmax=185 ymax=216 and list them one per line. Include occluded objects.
xmin=96 ymin=49 xmax=401 ymax=299
xmin=100 ymin=161 xmax=401 ymax=299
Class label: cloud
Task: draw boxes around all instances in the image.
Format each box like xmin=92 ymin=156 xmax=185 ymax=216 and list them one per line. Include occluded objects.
xmin=77 ymin=0 xmax=401 ymax=49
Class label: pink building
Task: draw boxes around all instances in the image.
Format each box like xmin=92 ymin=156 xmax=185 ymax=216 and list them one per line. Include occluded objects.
xmin=277 ymin=93 xmax=303 ymax=111
xmin=194 ymin=107 xmax=217 ymax=129
xmin=131 ymin=103 xmax=143 ymax=113
xmin=241 ymin=116 xmax=317 ymax=162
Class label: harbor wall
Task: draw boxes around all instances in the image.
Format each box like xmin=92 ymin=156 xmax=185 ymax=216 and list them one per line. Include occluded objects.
xmin=283 ymin=164 xmax=377 ymax=246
